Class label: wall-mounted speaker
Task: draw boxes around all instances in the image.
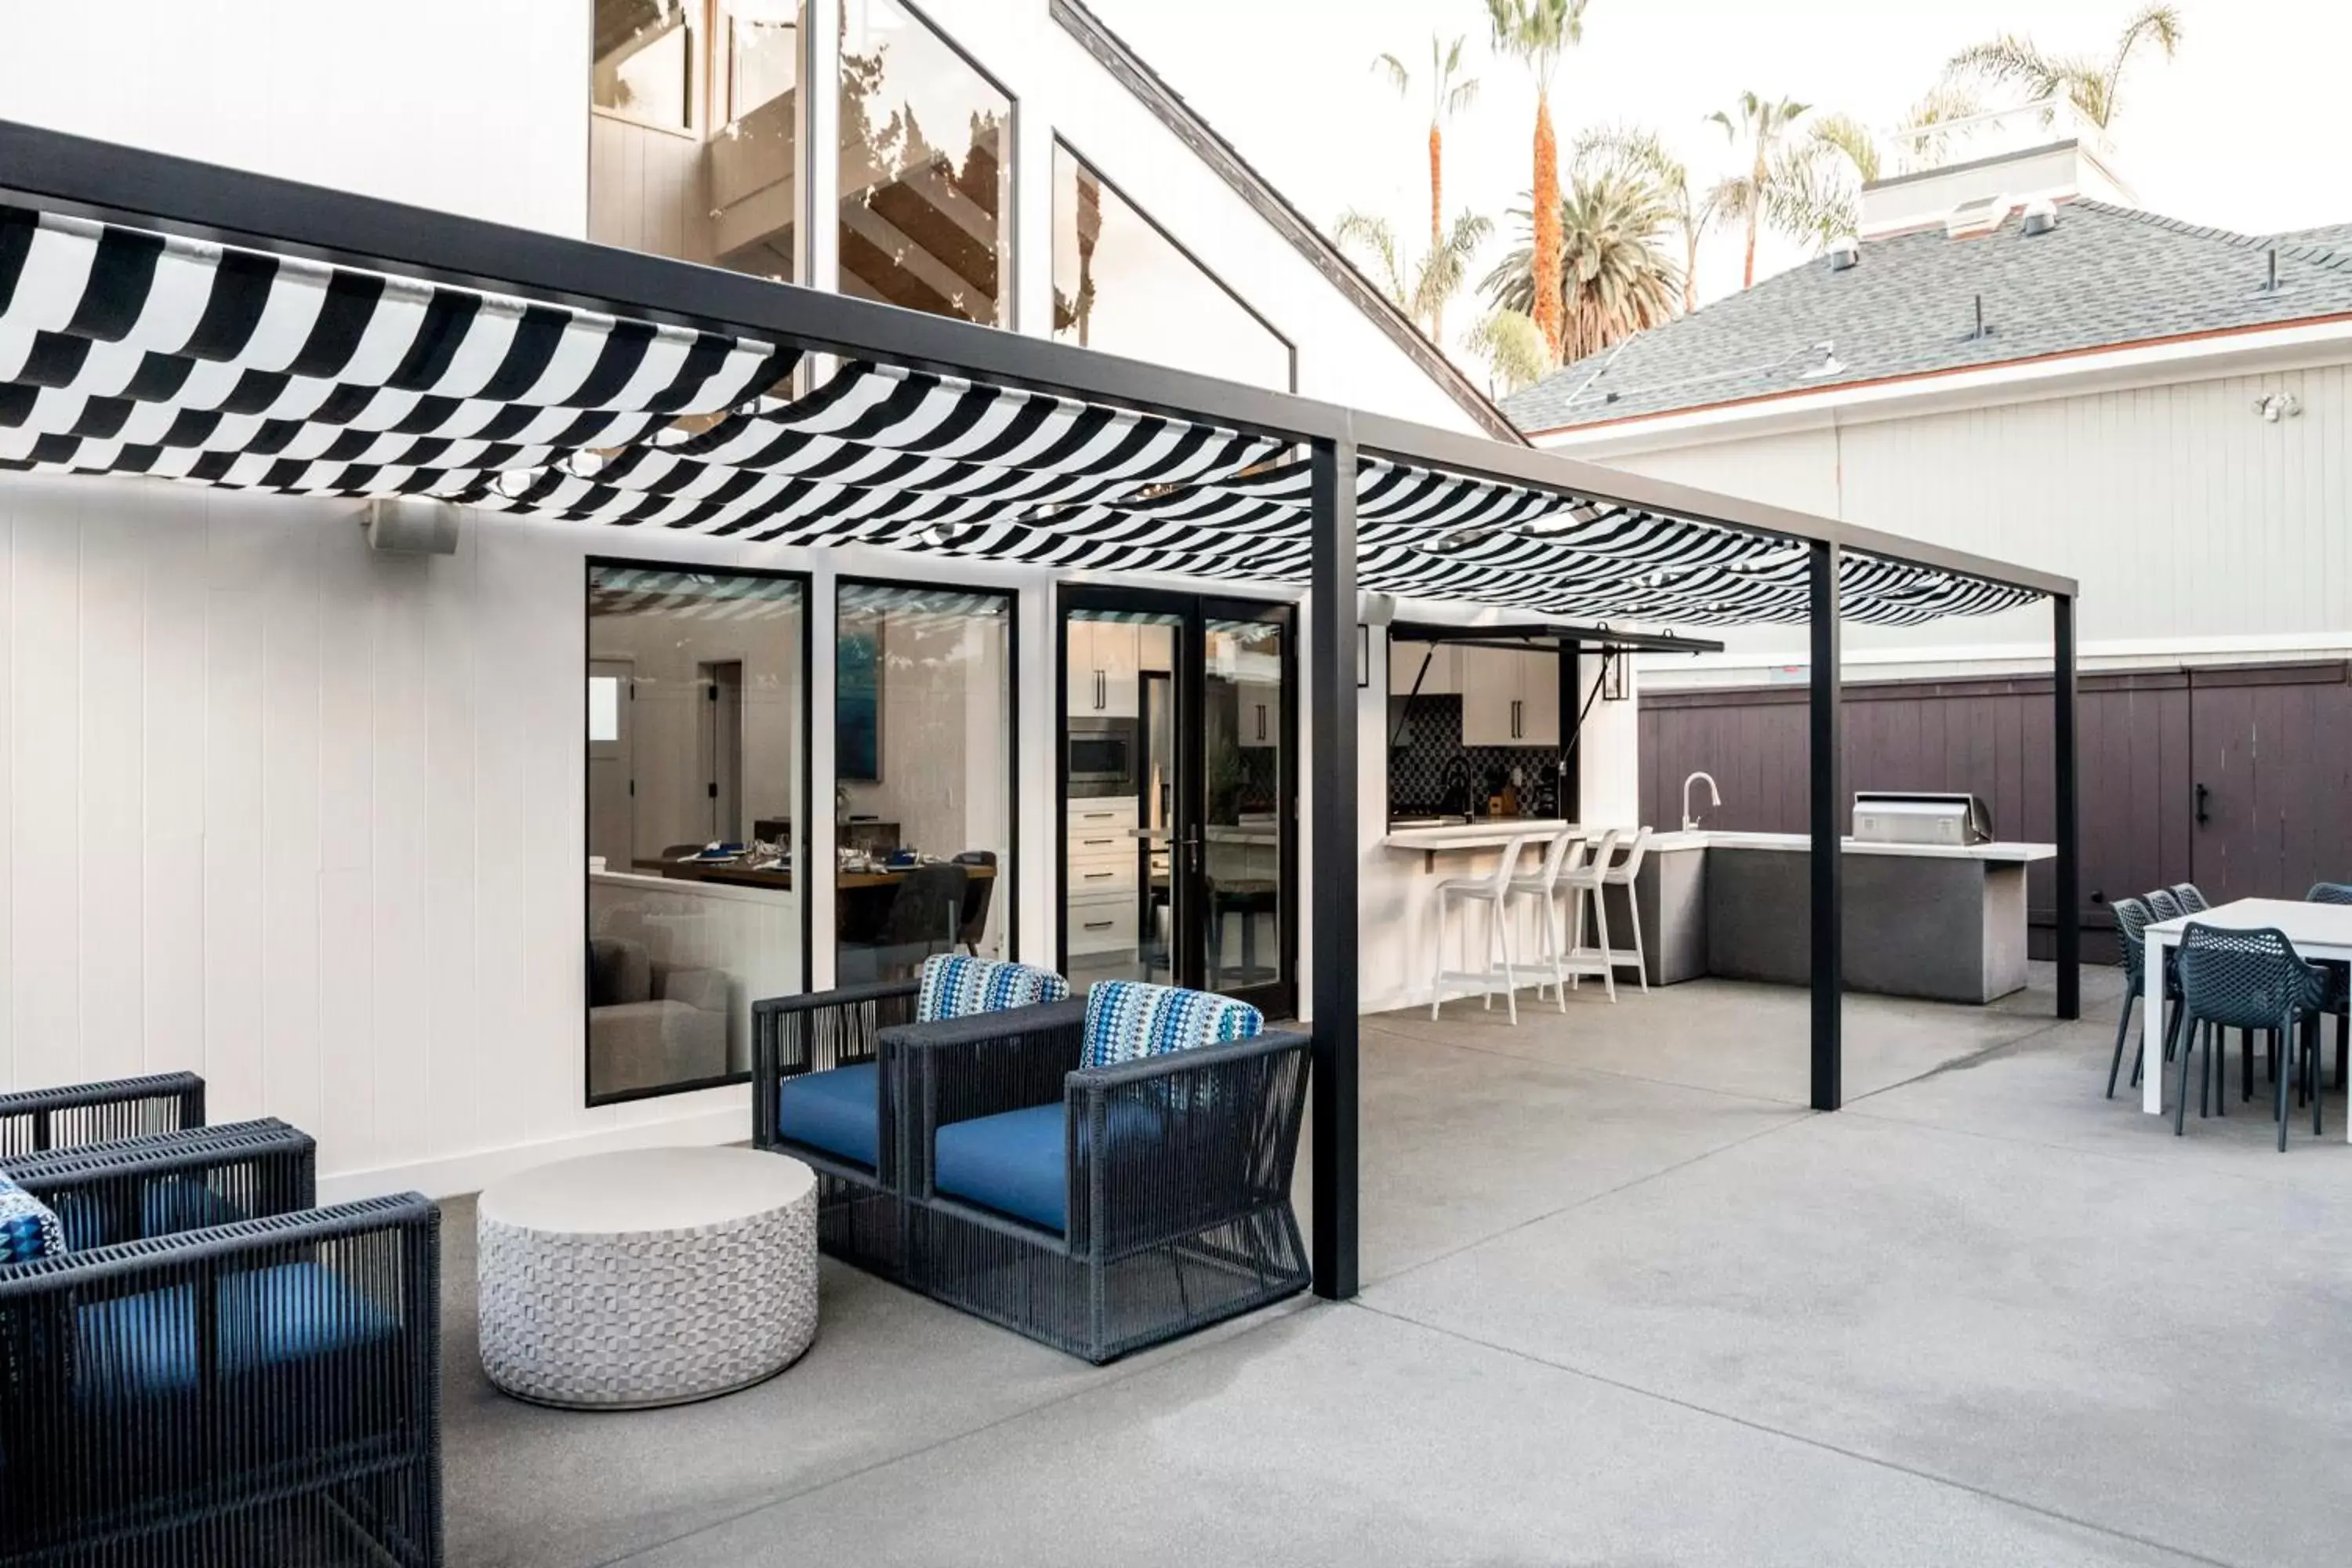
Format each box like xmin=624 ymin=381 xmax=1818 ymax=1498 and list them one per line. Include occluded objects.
xmin=361 ymin=497 xmax=461 ymax=554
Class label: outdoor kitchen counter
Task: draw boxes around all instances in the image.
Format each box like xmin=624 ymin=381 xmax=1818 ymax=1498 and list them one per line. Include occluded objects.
xmin=1377 ymin=826 xmax=2054 ymax=1003
xmin=1635 ymin=833 xmax=2056 ymax=1003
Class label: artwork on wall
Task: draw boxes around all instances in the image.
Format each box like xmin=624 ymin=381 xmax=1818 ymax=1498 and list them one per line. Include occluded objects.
xmin=837 ymin=628 xmax=884 ymax=781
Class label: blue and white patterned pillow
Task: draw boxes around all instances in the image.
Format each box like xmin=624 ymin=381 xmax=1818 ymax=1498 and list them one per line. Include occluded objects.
xmin=0 ymin=1172 xmax=64 ymax=1264
xmin=1081 ymin=982 xmax=1263 ymax=1071
xmin=916 ymin=955 xmax=1071 ymax=1024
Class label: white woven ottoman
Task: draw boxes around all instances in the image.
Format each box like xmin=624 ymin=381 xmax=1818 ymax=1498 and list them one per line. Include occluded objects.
xmin=477 ymin=1146 xmax=817 ymax=1409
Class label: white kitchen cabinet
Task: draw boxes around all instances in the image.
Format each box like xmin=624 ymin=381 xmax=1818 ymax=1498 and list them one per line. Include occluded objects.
xmin=1519 ymin=646 xmax=1561 ymax=746
xmin=1461 ymin=647 xmax=1563 ymax=746
xmin=1388 ymin=639 xmax=1458 ymax=696
xmin=1236 ymin=678 xmax=1280 ymax=748
xmin=1065 ymin=619 xmax=1142 ymax=717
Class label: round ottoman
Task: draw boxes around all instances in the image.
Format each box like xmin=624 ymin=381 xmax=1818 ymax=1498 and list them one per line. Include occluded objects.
xmin=477 ymin=1146 xmax=817 ymax=1409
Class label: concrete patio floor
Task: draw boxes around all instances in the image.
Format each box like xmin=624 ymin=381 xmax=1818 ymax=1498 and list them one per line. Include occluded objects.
xmin=441 ymin=964 xmax=2352 ymax=1567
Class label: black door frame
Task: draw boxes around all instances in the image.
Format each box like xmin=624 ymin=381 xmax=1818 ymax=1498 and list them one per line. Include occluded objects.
xmin=1056 ymin=583 xmax=1299 ymax=1018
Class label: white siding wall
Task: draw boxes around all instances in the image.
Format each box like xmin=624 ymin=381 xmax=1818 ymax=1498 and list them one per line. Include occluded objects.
xmin=1594 ymin=362 xmax=2352 ymax=675
xmin=0 ymin=0 xmax=586 ymax=238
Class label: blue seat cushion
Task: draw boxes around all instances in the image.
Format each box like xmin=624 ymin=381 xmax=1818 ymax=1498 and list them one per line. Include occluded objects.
xmin=74 ymin=1261 xmax=400 ymax=1399
xmin=49 ymin=1176 xmax=247 ymax=1252
xmin=775 ymin=1063 xmax=880 ymax=1168
xmin=933 ymin=1100 xmax=1164 ymax=1233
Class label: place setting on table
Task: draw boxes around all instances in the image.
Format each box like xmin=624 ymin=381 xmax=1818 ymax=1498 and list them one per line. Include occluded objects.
xmin=2115 ymin=880 xmax=2352 ymax=1150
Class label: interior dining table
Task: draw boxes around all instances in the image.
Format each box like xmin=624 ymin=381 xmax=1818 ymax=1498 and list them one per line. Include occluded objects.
xmin=2140 ymin=896 xmax=2352 ymax=1138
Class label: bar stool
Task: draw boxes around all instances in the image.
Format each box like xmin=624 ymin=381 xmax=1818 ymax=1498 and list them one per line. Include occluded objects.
xmin=1505 ymin=829 xmax=1588 ymax=1012
xmin=1430 ymin=833 xmax=1532 ymax=1023
xmin=1599 ymin=826 xmax=1653 ymax=994
xmin=1559 ymin=828 xmax=1624 ymax=1003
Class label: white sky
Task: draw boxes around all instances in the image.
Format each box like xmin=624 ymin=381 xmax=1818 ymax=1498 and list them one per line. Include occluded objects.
xmin=1088 ymin=1 xmax=2352 ymax=330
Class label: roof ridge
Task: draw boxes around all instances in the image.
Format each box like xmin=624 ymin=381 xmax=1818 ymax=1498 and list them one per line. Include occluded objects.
xmin=2070 ymin=198 xmax=2352 ymax=273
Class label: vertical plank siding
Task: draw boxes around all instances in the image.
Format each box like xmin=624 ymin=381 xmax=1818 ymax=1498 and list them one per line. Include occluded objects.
xmin=1639 ymin=662 xmax=2352 ymax=962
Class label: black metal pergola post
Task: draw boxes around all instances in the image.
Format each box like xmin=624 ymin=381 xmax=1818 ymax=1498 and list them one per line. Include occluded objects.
xmin=1808 ymin=541 xmax=1844 ymax=1112
xmin=2053 ymin=594 xmax=2082 ymax=1021
xmin=1308 ymin=431 xmax=1360 ymax=1301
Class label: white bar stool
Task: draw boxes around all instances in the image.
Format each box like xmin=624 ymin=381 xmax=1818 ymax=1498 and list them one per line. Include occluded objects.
xmin=1601 ymin=826 xmax=1654 ymax=994
xmin=1559 ymin=828 xmax=1624 ymax=1002
xmin=1506 ymin=829 xmax=1587 ymax=1012
xmin=1429 ymin=833 xmax=1531 ymax=1023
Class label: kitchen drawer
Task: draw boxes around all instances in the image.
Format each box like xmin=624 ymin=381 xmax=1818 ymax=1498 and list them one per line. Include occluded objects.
xmin=1066 ymin=799 xmax=1138 ymax=829
xmin=1067 ymin=857 xmax=1137 ymax=897
xmin=1065 ymin=894 xmax=1138 ymax=954
xmin=1068 ymin=825 xmax=1134 ymax=861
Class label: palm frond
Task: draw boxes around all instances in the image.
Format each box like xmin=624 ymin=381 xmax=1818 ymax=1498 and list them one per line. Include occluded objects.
xmin=1372 ymin=52 xmax=1410 ymax=96
xmin=1463 ymin=308 xmax=1554 ymax=394
xmin=1807 ymin=111 xmax=1881 ymax=187
xmin=1333 ymin=209 xmax=1407 ymax=307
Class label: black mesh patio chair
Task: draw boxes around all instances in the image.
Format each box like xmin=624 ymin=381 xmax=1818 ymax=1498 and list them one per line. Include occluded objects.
xmin=0 ymin=1070 xmax=205 ymax=1158
xmin=2173 ymin=923 xmax=2332 ymax=1150
xmin=2107 ymin=898 xmax=2157 ymax=1098
xmin=2144 ymin=887 xmax=2185 ymax=923
xmin=2171 ymin=883 xmax=2210 ymax=913
xmin=2305 ymin=883 xmax=2352 ymax=1089
xmin=893 ymin=990 xmax=1312 ymax=1363
xmin=0 ymin=1136 xmax=441 ymax=1566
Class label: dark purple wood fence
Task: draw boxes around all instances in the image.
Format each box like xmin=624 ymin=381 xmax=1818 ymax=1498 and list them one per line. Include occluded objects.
xmin=1639 ymin=662 xmax=2352 ymax=963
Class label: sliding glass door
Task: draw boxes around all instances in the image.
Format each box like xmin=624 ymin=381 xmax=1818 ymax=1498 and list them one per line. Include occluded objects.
xmin=1058 ymin=586 xmax=1294 ymax=1018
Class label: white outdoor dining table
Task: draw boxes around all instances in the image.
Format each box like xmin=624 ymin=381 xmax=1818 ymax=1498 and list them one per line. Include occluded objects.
xmin=2141 ymin=896 xmax=2352 ymax=1138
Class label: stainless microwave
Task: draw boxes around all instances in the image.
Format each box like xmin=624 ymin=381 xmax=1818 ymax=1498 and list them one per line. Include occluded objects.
xmin=1066 ymin=717 xmax=1138 ymax=797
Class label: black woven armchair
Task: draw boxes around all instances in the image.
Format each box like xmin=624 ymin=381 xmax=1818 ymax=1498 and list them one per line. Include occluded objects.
xmin=2 ymin=1118 xmax=316 ymax=1252
xmin=0 ymin=1142 xmax=441 ymax=1566
xmin=751 ymin=978 xmax=920 ymax=1278
xmin=0 ymin=1071 xmax=205 ymax=1158
xmin=892 ymin=999 xmax=1313 ymax=1363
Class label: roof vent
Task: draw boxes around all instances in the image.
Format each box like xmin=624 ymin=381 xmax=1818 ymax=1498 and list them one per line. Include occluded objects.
xmin=1827 ymin=236 xmax=1860 ymax=271
xmin=2020 ymin=198 xmax=2057 ymax=237
xmin=1944 ymin=194 xmax=2012 ymax=240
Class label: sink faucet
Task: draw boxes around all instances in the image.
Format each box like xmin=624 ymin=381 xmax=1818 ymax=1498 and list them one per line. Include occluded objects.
xmin=1681 ymin=771 xmax=1721 ymax=833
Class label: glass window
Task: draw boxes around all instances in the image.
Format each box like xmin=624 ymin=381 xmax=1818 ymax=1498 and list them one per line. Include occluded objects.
xmin=592 ymin=0 xmax=698 ymax=131
xmin=586 ymin=564 xmax=808 ymax=1103
xmin=1051 ymin=143 xmax=1292 ymax=390
xmin=835 ymin=582 xmax=1014 ymax=984
xmin=588 ymin=2 xmax=802 ymax=284
xmin=839 ymin=0 xmax=1011 ymax=327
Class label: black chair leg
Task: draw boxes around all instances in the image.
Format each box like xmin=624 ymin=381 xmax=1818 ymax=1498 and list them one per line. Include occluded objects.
xmin=2277 ymin=1024 xmax=2294 ymax=1151
xmin=2106 ymin=993 xmax=2138 ymax=1098
xmin=2242 ymin=1029 xmax=2255 ymax=1102
xmin=2335 ymin=1011 xmax=2347 ymax=1091
xmin=2176 ymin=1021 xmax=2197 ymax=1135
xmin=2311 ymin=1017 xmax=2325 ymax=1138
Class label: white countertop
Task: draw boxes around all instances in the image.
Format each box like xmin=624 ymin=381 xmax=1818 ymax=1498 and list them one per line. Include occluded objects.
xmin=1379 ymin=823 xmax=2053 ymax=863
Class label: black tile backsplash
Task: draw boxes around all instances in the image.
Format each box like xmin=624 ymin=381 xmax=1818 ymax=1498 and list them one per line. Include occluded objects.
xmin=1388 ymin=695 xmax=1562 ymax=816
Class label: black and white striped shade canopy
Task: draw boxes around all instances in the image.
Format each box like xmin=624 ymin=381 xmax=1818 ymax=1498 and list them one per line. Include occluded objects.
xmin=0 ymin=205 xmax=2042 ymax=629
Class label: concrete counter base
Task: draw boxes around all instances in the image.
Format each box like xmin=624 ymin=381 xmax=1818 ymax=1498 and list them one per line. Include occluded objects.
xmin=1628 ymin=844 xmax=2031 ymax=1004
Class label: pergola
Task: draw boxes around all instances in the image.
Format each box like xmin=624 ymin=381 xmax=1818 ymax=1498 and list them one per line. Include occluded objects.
xmin=0 ymin=120 xmax=2081 ymax=1299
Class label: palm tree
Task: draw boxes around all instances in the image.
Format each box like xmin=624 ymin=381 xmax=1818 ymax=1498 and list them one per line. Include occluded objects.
xmin=1945 ymin=4 xmax=2182 ymax=130
xmin=1479 ymin=172 xmax=1682 ymax=365
xmin=1888 ymin=83 xmax=1984 ymax=174
xmin=1574 ymin=125 xmax=1709 ymax=314
xmin=1486 ymin=0 xmax=1591 ymax=362
xmin=1772 ymin=112 xmax=1880 ymax=253
xmin=1335 ymin=208 xmax=1496 ymax=343
xmin=1706 ymin=92 xmax=1813 ymax=289
xmin=1374 ymin=34 xmax=1479 ymax=335
xmin=1462 ymin=308 xmax=1553 ymax=396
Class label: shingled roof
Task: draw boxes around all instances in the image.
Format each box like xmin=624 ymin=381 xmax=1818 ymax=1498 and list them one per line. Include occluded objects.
xmin=1503 ymin=199 xmax=2352 ymax=434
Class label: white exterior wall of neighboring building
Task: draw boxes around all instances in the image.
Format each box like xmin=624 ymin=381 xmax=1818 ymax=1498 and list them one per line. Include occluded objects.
xmin=0 ymin=2 xmax=1559 ymax=1196
xmin=1544 ymin=339 xmax=2352 ymax=688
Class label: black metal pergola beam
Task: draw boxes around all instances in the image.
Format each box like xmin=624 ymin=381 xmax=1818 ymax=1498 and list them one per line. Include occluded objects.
xmin=1387 ymin=620 xmax=1727 ymax=656
xmin=2053 ymin=596 xmax=2082 ymax=1021
xmin=0 ymin=118 xmax=2085 ymax=1301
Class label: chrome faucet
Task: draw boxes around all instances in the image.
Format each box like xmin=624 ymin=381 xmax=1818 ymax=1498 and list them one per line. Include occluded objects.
xmin=1681 ymin=771 xmax=1721 ymax=833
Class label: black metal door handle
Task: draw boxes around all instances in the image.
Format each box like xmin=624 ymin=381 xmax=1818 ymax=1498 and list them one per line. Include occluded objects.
xmin=2194 ymin=782 xmax=2210 ymax=826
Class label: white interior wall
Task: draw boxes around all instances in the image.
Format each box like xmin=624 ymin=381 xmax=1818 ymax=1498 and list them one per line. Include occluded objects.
xmin=0 ymin=0 xmax=586 ymax=238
